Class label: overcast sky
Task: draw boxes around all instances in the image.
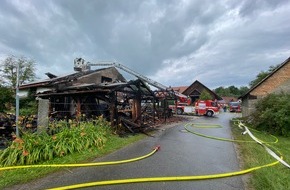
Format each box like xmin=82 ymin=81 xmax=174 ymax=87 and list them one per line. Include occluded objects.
xmin=0 ymin=0 xmax=290 ymax=89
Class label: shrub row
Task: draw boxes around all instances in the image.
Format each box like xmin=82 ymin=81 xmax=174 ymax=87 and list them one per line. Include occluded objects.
xmin=249 ymin=93 xmax=290 ymax=137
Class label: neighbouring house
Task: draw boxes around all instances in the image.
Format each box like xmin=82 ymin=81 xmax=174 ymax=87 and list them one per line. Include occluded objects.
xmin=175 ymin=80 xmax=222 ymax=103
xmin=239 ymin=56 xmax=290 ymax=117
xmin=171 ymin=86 xmax=188 ymax=94
xmin=221 ymin=97 xmax=238 ymax=104
xmin=217 ymin=97 xmax=238 ymax=109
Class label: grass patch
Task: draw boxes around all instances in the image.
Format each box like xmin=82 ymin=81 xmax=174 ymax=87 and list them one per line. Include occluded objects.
xmin=231 ymin=120 xmax=290 ymax=190
xmin=0 ymin=133 xmax=145 ymax=189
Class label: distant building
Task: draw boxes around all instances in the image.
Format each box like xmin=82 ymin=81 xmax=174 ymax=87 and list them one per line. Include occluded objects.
xmin=239 ymin=57 xmax=290 ymax=117
xmin=221 ymin=97 xmax=238 ymax=104
xmin=171 ymin=86 xmax=188 ymax=94
xmin=173 ymin=80 xmax=222 ymax=103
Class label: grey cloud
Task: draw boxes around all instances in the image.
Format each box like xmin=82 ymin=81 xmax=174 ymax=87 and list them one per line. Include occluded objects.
xmin=0 ymin=0 xmax=289 ymax=89
xmin=238 ymin=0 xmax=289 ymax=17
xmin=53 ymin=0 xmax=227 ymax=75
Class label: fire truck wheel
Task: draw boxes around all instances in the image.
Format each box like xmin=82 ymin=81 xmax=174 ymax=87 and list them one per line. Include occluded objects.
xmin=206 ymin=111 xmax=213 ymax=117
xmin=176 ymin=109 xmax=183 ymax=115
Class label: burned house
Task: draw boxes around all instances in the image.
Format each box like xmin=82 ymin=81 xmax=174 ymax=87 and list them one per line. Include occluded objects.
xmin=19 ymin=59 xmax=174 ymax=133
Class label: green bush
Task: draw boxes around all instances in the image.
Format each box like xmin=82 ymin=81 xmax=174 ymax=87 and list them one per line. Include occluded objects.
xmin=19 ymin=102 xmax=37 ymax=116
xmin=0 ymin=86 xmax=14 ymax=112
xmin=0 ymin=116 xmax=112 ymax=166
xmin=250 ymin=93 xmax=290 ymax=136
xmin=19 ymin=91 xmax=38 ymax=116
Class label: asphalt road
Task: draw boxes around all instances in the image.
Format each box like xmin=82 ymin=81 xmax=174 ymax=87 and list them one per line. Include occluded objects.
xmin=7 ymin=112 xmax=245 ymax=190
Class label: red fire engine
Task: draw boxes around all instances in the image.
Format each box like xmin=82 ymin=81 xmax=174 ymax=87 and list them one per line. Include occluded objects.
xmin=194 ymin=100 xmax=219 ymax=117
xmin=169 ymin=97 xmax=219 ymax=117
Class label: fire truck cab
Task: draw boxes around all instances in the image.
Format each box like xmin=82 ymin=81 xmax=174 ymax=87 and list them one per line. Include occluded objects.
xmin=168 ymin=96 xmax=193 ymax=115
xmin=195 ymin=100 xmax=219 ymax=117
xmin=169 ymin=98 xmax=219 ymax=117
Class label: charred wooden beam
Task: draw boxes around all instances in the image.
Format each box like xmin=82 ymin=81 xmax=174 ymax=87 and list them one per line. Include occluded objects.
xmin=76 ymin=97 xmax=81 ymax=120
xmin=109 ymin=91 xmax=117 ymax=127
xmin=120 ymin=117 xmax=141 ymax=133
xmin=36 ymin=89 xmax=111 ymax=97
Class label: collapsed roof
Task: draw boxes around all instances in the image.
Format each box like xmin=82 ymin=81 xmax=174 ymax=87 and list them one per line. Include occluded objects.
xmin=19 ymin=67 xmax=127 ymax=96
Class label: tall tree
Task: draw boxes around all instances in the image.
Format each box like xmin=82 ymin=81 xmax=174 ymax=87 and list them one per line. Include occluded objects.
xmin=228 ymin=85 xmax=239 ymax=95
xmin=214 ymin=86 xmax=226 ymax=96
xmin=239 ymin=86 xmax=249 ymax=95
xmin=0 ymin=55 xmax=36 ymax=87
xmin=199 ymin=90 xmax=212 ymax=100
xmin=249 ymin=64 xmax=281 ymax=88
xmin=214 ymin=85 xmax=249 ymax=97
xmin=249 ymin=71 xmax=269 ymax=88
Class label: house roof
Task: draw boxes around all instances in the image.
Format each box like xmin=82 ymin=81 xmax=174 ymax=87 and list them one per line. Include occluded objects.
xmin=221 ymin=96 xmax=238 ymax=104
xmin=239 ymin=56 xmax=290 ymax=99
xmin=35 ymin=79 xmax=153 ymax=98
xmin=19 ymin=70 xmax=93 ymax=89
xmin=171 ymin=86 xmax=188 ymax=93
xmin=183 ymin=80 xmax=222 ymax=100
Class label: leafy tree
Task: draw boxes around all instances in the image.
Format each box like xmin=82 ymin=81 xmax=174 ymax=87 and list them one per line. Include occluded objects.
xmin=214 ymin=86 xmax=231 ymax=96
xmin=0 ymin=55 xmax=36 ymax=88
xmin=0 ymin=85 xmax=14 ymax=112
xmin=199 ymin=90 xmax=212 ymax=100
xmin=228 ymin=85 xmax=239 ymax=95
xmin=214 ymin=86 xmax=249 ymax=97
xmin=249 ymin=71 xmax=269 ymax=88
xmin=239 ymin=86 xmax=249 ymax=95
xmin=214 ymin=86 xmax=226 ymax=96
xmin=249 ymin=64 xmax=281 ymax=88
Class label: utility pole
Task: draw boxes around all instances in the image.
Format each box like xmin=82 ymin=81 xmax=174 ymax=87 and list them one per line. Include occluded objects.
xmin=15 ymin=62 xmax=20 ymax=137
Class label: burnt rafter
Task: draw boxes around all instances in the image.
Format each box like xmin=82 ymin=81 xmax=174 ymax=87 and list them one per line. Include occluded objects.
xmin=36 ymin=88 xmax=111 ymax=97
xmin=154 ymin=89 xmax=176 ymax=100
xmin=112 ymin=79 xmax=154 ymax=95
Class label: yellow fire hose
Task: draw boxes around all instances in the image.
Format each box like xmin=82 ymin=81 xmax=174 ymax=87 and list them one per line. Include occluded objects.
xmin=46 ymin=120 xmax=289 ymax=190
xmin=47 ymin=161 xmax=279 ymax=190
xmin=2 ymin=120 xmax=288 ymax=189
xmin=0 ymin=146 xmax=160 ymax=171
xmin=184 ymin=122 xmax=279 ymax=144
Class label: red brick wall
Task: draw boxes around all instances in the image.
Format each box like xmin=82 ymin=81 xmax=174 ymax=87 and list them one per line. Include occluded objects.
xmin=251 ymin=61 xmax=290 ymax=96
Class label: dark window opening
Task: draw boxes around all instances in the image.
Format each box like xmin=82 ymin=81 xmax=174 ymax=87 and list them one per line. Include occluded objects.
xmin=101 ymin=76 xmax=112 ymax=83
xmin=190 ymin=95 xmax=199 ymax=104
xmin=249 ymin=95 xmax=257 ymax=100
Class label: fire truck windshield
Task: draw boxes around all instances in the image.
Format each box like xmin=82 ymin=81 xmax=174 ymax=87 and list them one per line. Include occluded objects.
xmin=211 ymin=102 xmax=218 ymax=107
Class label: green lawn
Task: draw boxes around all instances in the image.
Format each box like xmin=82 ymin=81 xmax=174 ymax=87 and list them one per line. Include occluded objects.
xmin=231 ymin=120 xmax=290 ymax=190
xmin=0 ymin=134 xmax=145 ymax=189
